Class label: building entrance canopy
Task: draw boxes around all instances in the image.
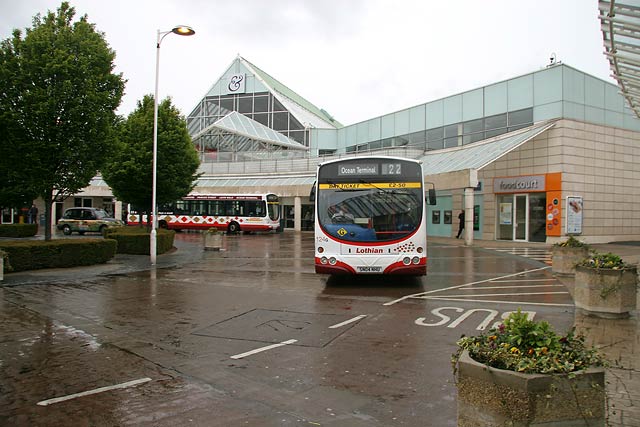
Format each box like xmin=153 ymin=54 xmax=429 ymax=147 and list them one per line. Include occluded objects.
xmin=419 ymin=121 xmax=556 ymax=176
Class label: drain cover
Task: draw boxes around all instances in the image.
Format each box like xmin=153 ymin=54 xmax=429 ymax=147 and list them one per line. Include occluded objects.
xmin=193 ymin=309 xmax=361 ymax=348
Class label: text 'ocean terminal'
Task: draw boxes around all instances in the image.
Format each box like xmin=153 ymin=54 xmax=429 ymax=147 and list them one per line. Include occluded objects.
xmin=338 ymin=165 xmax=378 ymax=176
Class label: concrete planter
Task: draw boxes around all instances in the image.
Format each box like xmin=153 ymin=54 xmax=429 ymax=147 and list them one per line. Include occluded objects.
xmin=552 ymin=245 xmax=589 ymax=276
xmin=574 ymin=265 xmax=638 ymax=318
xmin=204 ymin=232 xmax=223 ymax=251
xmin=456 ymin=349 xmax=605 ymax=426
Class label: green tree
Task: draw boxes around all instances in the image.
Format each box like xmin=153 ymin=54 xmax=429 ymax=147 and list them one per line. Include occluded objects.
xmin=102 ymin=95 xmax=201 ymax=225
xmin=0 ymin=2 xmax=125 ymax=239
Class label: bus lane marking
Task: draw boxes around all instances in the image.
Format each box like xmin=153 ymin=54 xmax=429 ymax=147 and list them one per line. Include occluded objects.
xmin=415 ymin=307 xmax=537 ymax=330
xmin=230 ymin=339 xmax=298 ymax=360
xmin=37 ymin=377 xmax=152 ymax=406
xmin=328 ymin=315 xmax=367 ymax=329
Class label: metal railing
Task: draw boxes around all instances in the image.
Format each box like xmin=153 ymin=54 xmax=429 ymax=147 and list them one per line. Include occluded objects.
xmin=197 ymin=147 xmax=425 ymax=176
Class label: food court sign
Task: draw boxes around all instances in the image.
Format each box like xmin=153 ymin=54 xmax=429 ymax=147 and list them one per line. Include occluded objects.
xmin=493 ymin=175 xmax=546 ymax=193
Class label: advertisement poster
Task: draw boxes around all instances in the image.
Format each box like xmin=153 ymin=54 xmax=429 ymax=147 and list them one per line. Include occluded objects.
xmin=566 ymin=196 xmax=583 ymax=234
xmin=499 ymin=203 xmax=512 ymax=225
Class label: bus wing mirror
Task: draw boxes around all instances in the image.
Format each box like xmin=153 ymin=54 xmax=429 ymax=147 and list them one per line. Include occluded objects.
xmin=309 ymin=182 xmax=316 ymax=203
xmin=427 ymin=188 xmax=437 ymax=206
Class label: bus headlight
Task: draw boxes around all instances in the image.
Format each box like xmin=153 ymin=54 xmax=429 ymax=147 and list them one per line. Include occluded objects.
xmin=412 ymin=256 xmax=420 ymax=264
xmin=417 ymin=247 xmax=424 ymax=254
xmin=403 ymin=257 xmax=411 ymax=265
xmin=321 ymin=257 xmax=328 ymax=264
xmin=318 ymin=246 xmax=324 ymax=254
xmin=329 ymin=257 xmax=337 ymax=265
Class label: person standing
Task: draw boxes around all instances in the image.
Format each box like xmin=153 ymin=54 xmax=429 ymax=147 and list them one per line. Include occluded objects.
xmin=456 ymin=210 xmax=465 ymax=239
xmin=28 ymin=204 xmax=38 ymax=224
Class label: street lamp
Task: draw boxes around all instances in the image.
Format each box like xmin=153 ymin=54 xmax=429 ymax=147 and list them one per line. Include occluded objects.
xmin=151 ymin=25 xmax=195 ymax=265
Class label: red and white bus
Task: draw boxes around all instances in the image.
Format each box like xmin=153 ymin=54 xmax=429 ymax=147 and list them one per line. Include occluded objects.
xmin=310 ymin=156 xmax=433 ymax=275
xmin=128 ymin=193 xmax=280 ymax=233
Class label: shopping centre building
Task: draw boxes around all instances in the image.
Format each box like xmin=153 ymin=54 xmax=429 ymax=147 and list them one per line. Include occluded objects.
xmin=18 ymin=55 xmax=640 ymax=244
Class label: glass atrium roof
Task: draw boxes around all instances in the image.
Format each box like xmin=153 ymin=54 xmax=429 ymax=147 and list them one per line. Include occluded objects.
xmin=191 ymin=111 xmax=308 ymax=151
xmin=600 ymin=0 xmax=640 ymax=118
xmin=418 ymin=121 xmax=556 ymax=175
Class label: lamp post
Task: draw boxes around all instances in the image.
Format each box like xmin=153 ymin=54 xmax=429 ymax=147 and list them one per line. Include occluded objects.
xmin=151 ymin=25 xmax=195 ymax=265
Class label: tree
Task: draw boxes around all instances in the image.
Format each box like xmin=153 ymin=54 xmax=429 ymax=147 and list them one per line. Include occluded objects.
xmin=0 ymin=2 xmax=124 ymax=239
xmin=102 ymin=95 xmax=201 ymax=224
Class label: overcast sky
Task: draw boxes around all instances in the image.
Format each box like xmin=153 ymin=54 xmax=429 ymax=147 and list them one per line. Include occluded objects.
xmin=1 ymin=0 xmax=612 ymax=126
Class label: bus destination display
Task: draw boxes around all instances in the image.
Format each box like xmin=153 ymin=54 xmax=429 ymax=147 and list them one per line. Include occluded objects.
xmin=337 ymin=163 xmax=402 ymax=176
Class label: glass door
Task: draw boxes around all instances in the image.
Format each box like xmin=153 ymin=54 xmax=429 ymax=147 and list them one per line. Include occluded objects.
xmin=497 ymin=194 xmax=529 ymax=241
xmin=514 ymin=195 xmax=528 ymax=241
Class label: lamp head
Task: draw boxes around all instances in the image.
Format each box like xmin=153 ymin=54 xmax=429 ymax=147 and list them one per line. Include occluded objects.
xmin=172 ymin=25 xmax=195 ymax=36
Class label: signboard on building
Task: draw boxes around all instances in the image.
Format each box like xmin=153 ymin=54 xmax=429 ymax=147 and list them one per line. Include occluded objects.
xmin=493 ymin=175 xmax=546 ymax=193
xmin=227 ymin=73 xmax=246 ymax=94
xmin=566 ymin=196 xmax=583 ymax=235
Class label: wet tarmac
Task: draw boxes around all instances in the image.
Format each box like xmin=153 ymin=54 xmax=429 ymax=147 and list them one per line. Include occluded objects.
xmin=1 ymin=232 xmax=638 ymax=426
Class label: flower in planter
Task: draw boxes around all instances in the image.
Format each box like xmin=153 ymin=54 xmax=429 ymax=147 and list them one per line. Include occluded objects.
xmin=577 ymin=252 xmax=630 ymax=270
xmin=452 ymin=310 xmax=605 ymax=374
xmin=554 ymin=235 xmax=590 ymax=249
xmin=206 ymin=227 xmax=220 ymax=234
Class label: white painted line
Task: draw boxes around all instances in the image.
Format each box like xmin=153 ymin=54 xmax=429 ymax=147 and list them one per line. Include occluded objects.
xmin=230 ymin=339 xmax=297 ymax=360
xmin=328 ymin=315 xmax=367 ymax=329
xmin=37 ymin=377 xmax=152 ymax=406
xmin=490 ymin=279 xmax=556 ymax=283
xmin=423 ymin=296 xmax=574 ymax=307
xmin=459 ymin=284 xmax=564 ymax=290
xmin=424 ymin=291 xmax=569 ymax=298
xmin=383 ymin=266 xmax=551 ymax=306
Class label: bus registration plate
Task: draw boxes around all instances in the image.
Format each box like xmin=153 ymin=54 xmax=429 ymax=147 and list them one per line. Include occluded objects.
xmin=357 ymin=266 xmax=382 ymax=273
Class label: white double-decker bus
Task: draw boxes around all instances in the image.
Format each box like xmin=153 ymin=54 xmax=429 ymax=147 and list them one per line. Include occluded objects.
xmin=311 ymin=156 xmax=433 ymax=275
xmin=128 ymin=193 xmax=280 ymax=233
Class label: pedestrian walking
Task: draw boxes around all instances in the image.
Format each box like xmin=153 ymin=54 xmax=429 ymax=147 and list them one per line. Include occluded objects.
xmin=456 ymin=210 xmax=465 ymax=238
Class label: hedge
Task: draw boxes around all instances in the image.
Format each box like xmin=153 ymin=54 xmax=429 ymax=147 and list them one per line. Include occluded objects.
xmin=103 ymin=226 xmax=175 ymax=255
xmin=0 ymin=223 xmax=38 ymax=238
xmin=0 ymin=239 xmax=117 ymax=273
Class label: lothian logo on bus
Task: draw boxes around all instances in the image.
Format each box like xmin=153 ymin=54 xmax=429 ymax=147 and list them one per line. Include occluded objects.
xmin=355 ymin=247 xmax=383 ymax=254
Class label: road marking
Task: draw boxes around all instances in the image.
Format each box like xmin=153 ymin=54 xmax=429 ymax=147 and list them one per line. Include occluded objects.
xmin=482 ymin=247 xmax=552 ymax=264
xmin=459 ymin=284 xmax=564 ymax=290
xmin=433 ymin=291 xmax=569 ymax=298
xmin=329 ymin=315 xmax=367 ymax=329
xmin=415 ymin=307 xmax=537 ymax=330
xmin=425 ymin=297 xmax=573 ymax=307
xmin=230 ymin=339 xmax=297 ymax=359
xmin=383 ymin=266 xmax=551 ymax=306
xmin=37 ymin=377 xmax=152 ymax=406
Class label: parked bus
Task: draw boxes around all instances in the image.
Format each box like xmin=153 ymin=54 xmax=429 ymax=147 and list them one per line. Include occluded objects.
xmin=128 ymin=193 xmax=280 ymax=233
xmin=310 ymin=156 xmax=434 ymax=275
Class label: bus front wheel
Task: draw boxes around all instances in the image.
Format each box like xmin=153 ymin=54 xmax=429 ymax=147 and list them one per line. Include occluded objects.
xmin=228 ymin=222 xmax=240 ymax=234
